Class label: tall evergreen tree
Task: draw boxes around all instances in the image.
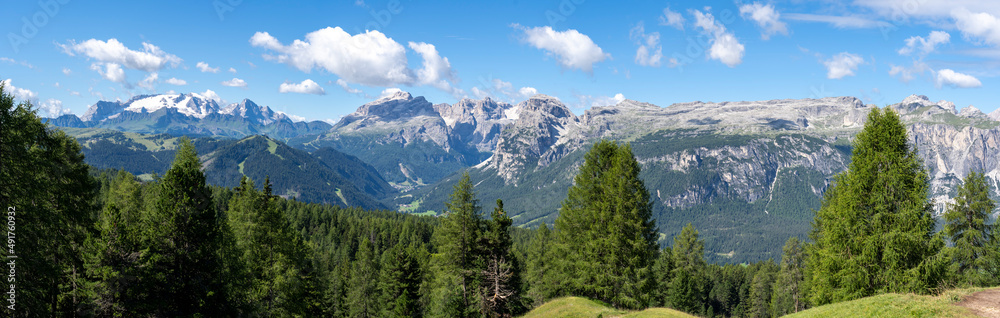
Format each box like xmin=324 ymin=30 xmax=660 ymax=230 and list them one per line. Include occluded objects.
xmin=0 ymin=84 xmax=98 ymax=316
xmin=807 ymin=108 xmax=942 ymax=305
xmin=86 ymin=170 xmax=145 ymax=316
xmin=431 ymin=172 xmax=484 ymax=317
xmin=771 ymin=237 xmax=807 ymax=316
xmin=227 ymin=176 xmax=315 ymax=316
xmin=551 ymin=140 xmax=658 ymax=309
xmin=349 ymin=236 xmax=380 ymax=317
xmin=747 ymin=260 xmax=777 ymax=318
xmin=478 ymin=199 xmax=524 ymax=317
xmin=524 ymin=223 xmax=554 ymax=306
xmin=139 ymin=137 xmax=235 ymax=316
xmin=379 ymin=244 xmax=425 ymax=317
xmin=668 ymin=223 xmax=707 ymax=315
xmin=943 ymin=171 xmax=999 ymax=287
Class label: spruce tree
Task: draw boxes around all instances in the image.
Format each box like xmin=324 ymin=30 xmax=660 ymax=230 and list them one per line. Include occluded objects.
xmin=479 ymin=199 xmax=524 ymax=317
xmin=807 ymin=107 xmax=941 ymax=305
xmin=770 ymin=237 xmax=806 ymax=316
xmin=139 ymin=137 xmax=234 ymax=316
xmin=227 ymin=176 xmax=315 ymax=316
xmin=552 ymin=140 xmax=658 ymax=309
xmin=86 ymin=170 xmax=145 ymax=316
xmin=668 ymin=223 xmax=707 ymax=314
xmin=943 ymin=171 xmax=999 ymax=287
xmin=525 ymin=223 xmax=554 ymax=306
xmin=379 ymin=244 xmax=424 ymax=317
xmin=432 ymin=172 xmax=484 ymax=317
xmin=349 ymin=236 xmax=380 ymax=317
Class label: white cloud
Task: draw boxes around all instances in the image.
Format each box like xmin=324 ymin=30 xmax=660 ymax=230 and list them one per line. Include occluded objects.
xmin=62 ymin=68 xmax=72 ymax=76
xmin=197 ymin=62 xmax=220 ymax=73
xmin=693 ymin=10 xmax=745 ymax=67
xmin=935 ymin=69 xmax=982 ymax=88
xmin=823 ymin=53 xmax=864 ymax=79
xmin=198 ymin=89 xmax=223 ymax=104
xmin=60 ymin=39 xmax=181 ymax=72
xmin=898 ymin=31 xmax=950 ymax=56
xmin=0 ymin=57 xmax=34 ymax=69
xmin=574 ymin=92 xmax=626 ymax=108
xmin=138 ymin=72 xmax=158 ymax=90
xmin=228 ymin=67 xmax=237 ymax=73
xmin=518 ymin=87 xmax=538 ymax=98
xmin=1 ymin=79 xmax=70 ymax=117
xmin=221 ymin=78 xmax=247 ymax=88
xmin=888 ymin=60 xmax=931 ymax=83
xmin=408 ymin=41 xmax=463 ymax=97
xmin=91 ymin=63 xmax=127 ymax=84
xmin=630 ymin=22 xmax=662 ymax=67
xmin=739 ymin=2 xmax=788 ymax=40
xmin=515 ymin=25 xmax=610 ymax=73
xmin=783 ymin=13 xmax=889 ymax=29
xmin=279 ymin=79 xmax=326 ymax=95
xmin=659 ymin=7 xmax=685 ymax=30
xmin=378 ymin=87 xmax=404 ymax=99
xmin=336 ymin=78 xmax=363 ymax=94
xmin=952 ymin=8 xmax=1000 ymax=46
xmin=165 ymin=77 xmax=187 ymax=86
xmin=250 ymin=27 xmax=412 ymax=86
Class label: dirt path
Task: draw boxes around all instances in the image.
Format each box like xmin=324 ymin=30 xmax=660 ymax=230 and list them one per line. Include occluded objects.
xmin=958 ymin=288 xmax=1000 ymax=318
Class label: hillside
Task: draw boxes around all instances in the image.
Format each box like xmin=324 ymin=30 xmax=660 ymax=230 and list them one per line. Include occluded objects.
xmin=784 ymin=287 xmax=997 ymax=318
xmin=520 ymin=297 xmax=696 ymax=318
xmin=59 ymin=127 xmax=391 ymax=210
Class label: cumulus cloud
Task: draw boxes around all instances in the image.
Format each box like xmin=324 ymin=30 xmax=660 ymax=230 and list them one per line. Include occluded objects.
xmin=692 ymin=10 xmax=746 ymax=67
xmin=951 ymin=8 xmax=1000 ymax=46
xmin=138 ymin=72 xmax=158 ymax=90
xmin=336 ymin=79 xmax=364 ymax=94
xmin=165 ymin=77 xmax=187 ymax=85
xmin=228 ymin=67 xmax=237 ymax=73
xmin=888 ymin=60 xmax=931 ymax=83
xmin=630 ymin=22 xmax=662 ymax=67
xmin=199 ymin=89 xmax=223 ymax=104
xmin=574 ymin=92 xmax=626 ymax=108
xmin=935 ymin=69 xmax=982 ymax=88
xmin=279 ymin=79 xmax=326 ymax=95
xmin=515 ymin=25 xmax=610 ymax=73
xmin=898 ymin=31 xmax=950 ymax=56
xmin=378 ymin=87 xmax=404 ymax=99
xmin=823 ymin=52 xmax=864 ymax=79
xmin=221 ymin=78 xmax=247 ymax=88
xmin=91 ymin=63 xmax=127 ymax=84
xmin=251 ymin=27 xmax=412 ymax=86
xmin=197 ymin=62 xmax=219 ymax=73
xmin=60 ymin=39 xmax=181 ymax=72
xmin=471 ymin=78 xmax=539 ymax=101
xmin=659 ymin=7 xmax=685 ymax=30
xmin=740 ymin=2 xmax=789 ymax=40
xmin=62 ymin=68 xmax=72 ymax=76
xmin=518 ymin=87 xmax=538 ymax=98
xmin=2 ymin=79 xmax=70 ymax=117
xmin=408 ymin=41 xmax=463 ymax=97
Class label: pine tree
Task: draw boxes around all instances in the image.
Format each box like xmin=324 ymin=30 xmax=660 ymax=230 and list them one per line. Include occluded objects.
xmin=525 ymin=223 xmax=554 ymax=306
xmin=807 ymin=107 xmax=942 ymax=305
xmin=771 ymin=237 xmax=807 ymax=316
xmin=943 ymin=171 xmax=999 ymax=287
xmin=668 ymin=223 xmax=707 ymax=314
xmin=139 ymin=137 xmax=234 ymax=316
xmin=227 ymin=175 xmax=315 ymax=316
xmin=379 ymin=244 xmax=424 ymax=317
xmin=747 ymin=260 xmax=777 ymax=318
xmin=651 ymin=248 xmax=674 ymax=307
xmin=551 ymin=140 xmax=658 ymax=309
xmin=349 ymin=236 xmax=380 ymax=317
xmin=478 ymin=199 xmax=524 ymax=317
xmin=431 ymin=172 xmax=484 ymax=317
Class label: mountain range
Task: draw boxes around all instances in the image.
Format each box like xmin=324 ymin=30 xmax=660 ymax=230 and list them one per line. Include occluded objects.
xmin=51 ymin=91 xmax=1000 ymax=263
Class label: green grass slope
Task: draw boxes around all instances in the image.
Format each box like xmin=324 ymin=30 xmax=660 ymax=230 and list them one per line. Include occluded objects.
xmin=784 ymin=288 xmax=989 ymax=318
xmin=520 ymin=297 xmax=696 ymax=318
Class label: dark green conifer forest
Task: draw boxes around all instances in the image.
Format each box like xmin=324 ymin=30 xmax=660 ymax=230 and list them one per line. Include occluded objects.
xmin=2 ymin=84 xmax=999 ymax=317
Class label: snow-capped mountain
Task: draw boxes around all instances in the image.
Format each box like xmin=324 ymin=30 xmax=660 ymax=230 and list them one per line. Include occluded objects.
xmin=51 ymin=93 xmax=331 ymax=139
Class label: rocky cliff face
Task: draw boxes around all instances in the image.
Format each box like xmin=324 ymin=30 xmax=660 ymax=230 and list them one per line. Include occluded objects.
xmin=910 ymin=123 xmax=1000 ymax=214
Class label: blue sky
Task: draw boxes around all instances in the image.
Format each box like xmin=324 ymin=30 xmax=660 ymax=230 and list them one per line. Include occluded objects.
xmin=3 ymin=0 xmax=1000 ymax=121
